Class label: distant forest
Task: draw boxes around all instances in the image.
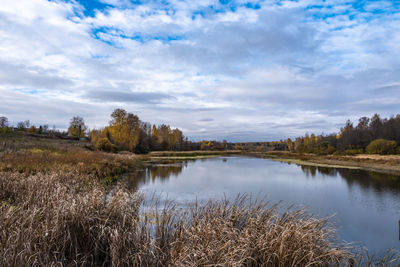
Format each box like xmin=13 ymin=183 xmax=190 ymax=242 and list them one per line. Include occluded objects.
xmin=1 ymin=112 xmax=399 ymax=155
xmin=283 ymin=114 xmax=400 ymax=155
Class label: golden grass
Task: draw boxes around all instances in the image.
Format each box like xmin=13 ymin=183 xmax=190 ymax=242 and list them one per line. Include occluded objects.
xmin=0 ymin=148 xmax=140 ymax=186
xmin=0 ymin=169 xmax=355 ymax=266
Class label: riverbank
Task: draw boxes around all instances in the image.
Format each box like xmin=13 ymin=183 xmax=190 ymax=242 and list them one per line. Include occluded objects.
xmin=261 ymin=151 xmax=400 ymax=175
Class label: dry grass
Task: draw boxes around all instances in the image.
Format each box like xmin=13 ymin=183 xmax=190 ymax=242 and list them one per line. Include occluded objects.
xmin=0 ymin=169 xmax=357 ymax=266
xmin=0 ymin=131 xmax=88 ymax=152
xmin=166 ymin=197 xmax=351 ymax=267
xmin=0 ymin=148 xmax=142 ymax=188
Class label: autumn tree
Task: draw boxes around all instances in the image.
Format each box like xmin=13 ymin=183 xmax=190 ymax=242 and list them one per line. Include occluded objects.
xmin=90 ymin=109 xmax=189 ymax=154
xmin=286 ymin=138 xmax=294 ymax=151
xmin=68 ymin=116 xmax=87 ymax=138
xmin=157 ymin=124 xmax=171 ymax=150
xmin=151 ymin=124 xmax=160 ymax=150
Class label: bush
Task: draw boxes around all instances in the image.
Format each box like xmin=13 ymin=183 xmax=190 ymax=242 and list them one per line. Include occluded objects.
xmin=366 ymin=139 xmax=397 ymax=155
xmin=315 ymin=142 xmax=336 ymax=155
xmin=96 ymin=138 xmax=117 ymax=153
xmin=2 ymin=126 xmax=11 ymax=135
xmin=28 ymin=126 xmax=37 ymax=133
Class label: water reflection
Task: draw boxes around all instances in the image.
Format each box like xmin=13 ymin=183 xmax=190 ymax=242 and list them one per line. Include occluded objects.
xmin=125 ymin=162 xmax=187 ymax=191
xmin=122 ymin=156 xmax=400 ymax=252
xmin=299 ymin=165 xmax=400 ymax=195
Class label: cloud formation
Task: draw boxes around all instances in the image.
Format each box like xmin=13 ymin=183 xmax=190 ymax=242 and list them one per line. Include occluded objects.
xmin=0 ymin=0 xmax=399 ymax=141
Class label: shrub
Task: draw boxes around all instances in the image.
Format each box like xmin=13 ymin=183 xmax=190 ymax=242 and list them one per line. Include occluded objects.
xmin=96 ymin=138 xmax=118 ymax=153
xmin=366 ymin=139 xmax=397 ymax=155
xmin=315 ymin=142 xmax=336 ymax=155
xmin=2 ymin=126 xmax=11 ymax=135
xmin=28 ymin=126 xmax=37 ymax=133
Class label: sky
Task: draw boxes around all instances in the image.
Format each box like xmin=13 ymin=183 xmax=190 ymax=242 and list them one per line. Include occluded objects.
xmin=1 ymin=0 xmax=400 ymax=141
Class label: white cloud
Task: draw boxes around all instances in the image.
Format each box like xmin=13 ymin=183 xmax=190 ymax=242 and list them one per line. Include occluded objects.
xmin=0 ymin=0 xmax=399 ymax=141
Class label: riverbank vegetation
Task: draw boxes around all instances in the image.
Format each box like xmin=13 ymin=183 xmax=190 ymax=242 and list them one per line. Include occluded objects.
xmin=283 ymin=114 xmax=400 ymax=155
xmin=264 ymin=151 xmax=400 ymax=175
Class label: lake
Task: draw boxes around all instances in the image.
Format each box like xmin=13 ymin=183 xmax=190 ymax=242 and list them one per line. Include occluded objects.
xmin=126 ymin=156 xmax=400 ymax=253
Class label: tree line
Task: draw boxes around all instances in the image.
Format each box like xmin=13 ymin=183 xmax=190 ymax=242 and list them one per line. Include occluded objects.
xmin=284 ymin=114 xmax=400 ymax=155
xmin=2 ymin=112 xmax=399 ymax=155
xmin=0 ymin=116 xmax=62 ymax=136
xmin=89 ymin=109 xmax=195 ymax=153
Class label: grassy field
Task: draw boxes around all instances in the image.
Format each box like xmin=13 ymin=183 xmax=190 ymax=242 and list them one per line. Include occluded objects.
xmin=0 ymin=133 xmax=399 ymax=265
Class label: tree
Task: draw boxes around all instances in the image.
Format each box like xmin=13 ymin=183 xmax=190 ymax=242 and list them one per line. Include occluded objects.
xmin=90 ymin=109 xmax=188 ymax=154
xmin=110 ymin=109 xmax=127 ymax=126
xmin=158 ymin=124 xmax=171 ymax=150
xmin=0 ymin=116 xmax=8 ymax=128
xmin=337 ymin=119 xmax=355 ymax=151
xmin=151 ymin=125 xmax=160 ymax=150
xmin=286 ymin=138 xmax=294 ymax=151
xmin=24 ymin=120 xmax=30 ymax=129
xmin=17 ymin=121 xmax=25 ymax=130
xmin=369 ymin=114 xmax=382 ymax=139
xmin=68 ymin=116 xmax=87 ymax=138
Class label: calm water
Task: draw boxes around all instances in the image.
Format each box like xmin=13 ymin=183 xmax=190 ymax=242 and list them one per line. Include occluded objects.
xmin=126 ymin=156 xmax=400 ymax=253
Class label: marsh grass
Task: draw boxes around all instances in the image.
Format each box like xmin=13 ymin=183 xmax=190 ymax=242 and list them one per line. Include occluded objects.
xmin=0 ymin=148 xmax=141 ymax=189
xmin=0 ymin=131 xmax=89 ymax=152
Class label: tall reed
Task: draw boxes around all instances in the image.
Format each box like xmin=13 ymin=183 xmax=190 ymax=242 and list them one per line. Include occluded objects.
xmin=0 ymin=169 xmax=357 ymax=266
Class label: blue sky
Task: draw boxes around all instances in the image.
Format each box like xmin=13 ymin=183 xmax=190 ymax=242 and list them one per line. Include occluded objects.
xmin=1 ymin=0 xmax=400 ymax=141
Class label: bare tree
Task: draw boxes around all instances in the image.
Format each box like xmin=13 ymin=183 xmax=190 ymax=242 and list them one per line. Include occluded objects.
xmin=0 ymin=116 xmax=8 ymax=128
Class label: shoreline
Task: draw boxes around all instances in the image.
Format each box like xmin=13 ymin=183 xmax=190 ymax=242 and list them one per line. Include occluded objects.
xmin=260 ymin=152 xmax=400 ymax=175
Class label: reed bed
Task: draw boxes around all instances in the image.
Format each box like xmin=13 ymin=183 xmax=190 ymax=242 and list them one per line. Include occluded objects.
xmin=0 ymin=169 xmax=359 ymax=266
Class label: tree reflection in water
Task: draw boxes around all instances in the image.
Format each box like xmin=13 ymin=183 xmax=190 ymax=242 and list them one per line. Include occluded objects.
xmin=300 ymin=165 xmax=400 ymax=195
xmin=125 ymin=161 xmax=187 ymax=191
